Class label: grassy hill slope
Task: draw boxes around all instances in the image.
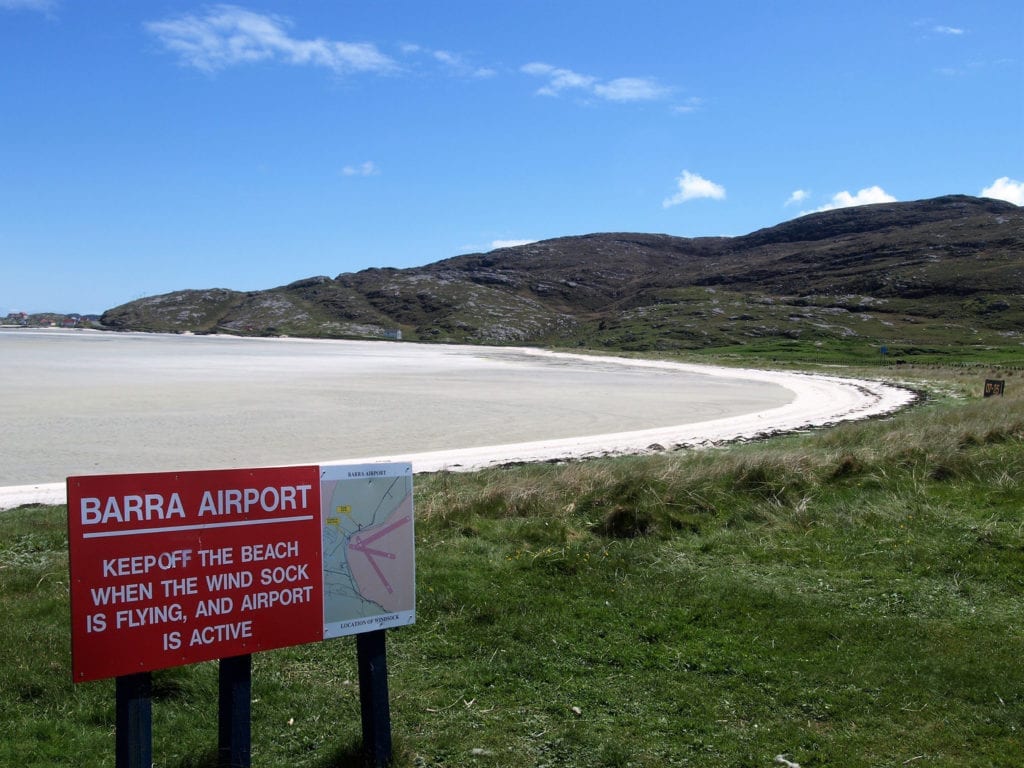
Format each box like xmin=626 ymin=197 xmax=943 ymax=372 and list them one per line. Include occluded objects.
xmin=100 ymin=195 xmax=1024 ymax=360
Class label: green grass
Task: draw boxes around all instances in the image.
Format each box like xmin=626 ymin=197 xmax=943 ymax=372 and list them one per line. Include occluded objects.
xmin=2 ymin=369 xmax=1023 ymax=766
xmin=560 ymin=284 xmax=1024 ymax=365
xmin=696 ymin=340 xmax=1024 ymax=367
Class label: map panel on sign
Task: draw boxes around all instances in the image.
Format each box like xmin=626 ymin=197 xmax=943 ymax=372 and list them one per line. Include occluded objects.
xmin=320 ymin=463 xmax=415 ymax=638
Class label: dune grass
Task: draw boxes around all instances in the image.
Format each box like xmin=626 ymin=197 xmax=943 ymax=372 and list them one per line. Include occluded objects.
xmin=1 ymin=366 xmax=1022 ymax=766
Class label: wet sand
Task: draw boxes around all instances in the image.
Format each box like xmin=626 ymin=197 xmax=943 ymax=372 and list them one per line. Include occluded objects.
xmin=0 ymin=328 xmax=914 ymax=508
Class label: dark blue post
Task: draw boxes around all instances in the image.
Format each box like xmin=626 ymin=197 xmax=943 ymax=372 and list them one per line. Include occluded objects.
xmin=357 ymin=630 xmax=393 ymax=766
xmin=218 ymin=654 xmax=252 ymax=768
xmin=115 ymin=672 xmax=152 ymax=768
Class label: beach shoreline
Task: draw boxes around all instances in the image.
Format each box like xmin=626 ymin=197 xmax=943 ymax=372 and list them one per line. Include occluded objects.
xmin=0 ymin=330 xmax=915 ymax=510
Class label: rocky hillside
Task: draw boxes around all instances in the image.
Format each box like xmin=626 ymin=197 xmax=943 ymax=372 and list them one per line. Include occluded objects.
xmin=101 ymin=195 xmax=1024 ymax=358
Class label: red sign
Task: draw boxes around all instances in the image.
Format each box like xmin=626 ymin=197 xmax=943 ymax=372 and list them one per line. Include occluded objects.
xmin=67 ymin=466 xmax=323 ymax=682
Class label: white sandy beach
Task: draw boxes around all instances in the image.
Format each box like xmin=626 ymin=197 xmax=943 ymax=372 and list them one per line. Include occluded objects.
xmin=0 ymin=328 xmax=915 ymax=509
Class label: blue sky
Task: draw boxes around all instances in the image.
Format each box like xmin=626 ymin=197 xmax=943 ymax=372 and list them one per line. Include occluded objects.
xmin=2 ymin=1 xmax=1022 ymax=315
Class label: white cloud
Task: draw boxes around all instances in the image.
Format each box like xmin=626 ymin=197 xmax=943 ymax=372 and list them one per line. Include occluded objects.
xmin=662 ymin=171 xmax=726 ymax=208
xmin=521 ymin=62 xmax=596 ymax=96
xmin=490 ymin=239 xmax=536 ymax=250
xmin=521 ymin=61 xmax=666 ymax=102
xmin=981 ymin=177 xmax=1024 ymax=205
xmin=914 ymin=19 xmax=967 ymax=37
xmin=431 ymin=49 xmax=495 ymax=78
xmin=342 ymin=161 xmax=379 ymax=177
xmin=594 ymin=77 xmax=668 ymax=102
xmin=785 ymin=189 xmax=809 ymax=206
xmin=401 ymin=44 xmax=495 ymax=78
xmin=812 ymin=186 xmax=897 ymax=212
xmin=672 ymin=97 xmax=703 ymax=114
xmin=145 ymin=5 xmax=396 ymax=74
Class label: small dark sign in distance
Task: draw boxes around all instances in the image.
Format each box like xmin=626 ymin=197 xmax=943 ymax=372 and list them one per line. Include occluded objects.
xmin=983 ymin=379 xmax=1005 ymax=397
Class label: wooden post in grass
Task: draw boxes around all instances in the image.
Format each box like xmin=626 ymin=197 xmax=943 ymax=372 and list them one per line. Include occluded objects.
xmin=357 ymin=629 xmax=393 ymax=766
xmin=218 ymin=654 xmax=252 ymax=768
xmin=115 ymin=672 xmax=152 ymax=768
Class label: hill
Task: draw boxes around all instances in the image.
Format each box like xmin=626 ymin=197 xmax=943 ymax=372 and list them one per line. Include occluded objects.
xmin=100 ymin=195 xmax=1024 ymax=360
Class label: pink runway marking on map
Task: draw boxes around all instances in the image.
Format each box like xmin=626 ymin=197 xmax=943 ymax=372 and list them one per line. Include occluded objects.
xmin=350 ymin=515 xmax=411 ymax=594
xmin=354 ymin=546 xmax=396 ymax=559
xmin=354 ymin=515 xmax=411 ymax=546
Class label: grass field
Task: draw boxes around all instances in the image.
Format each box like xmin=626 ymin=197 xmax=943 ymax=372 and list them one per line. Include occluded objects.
xmin=1 ymin=365 xmax=1022 ymax=767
